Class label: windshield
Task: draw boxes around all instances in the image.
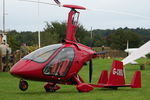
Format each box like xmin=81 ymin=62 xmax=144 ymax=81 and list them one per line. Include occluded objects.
xmin=43 ymin=47 xmax=74 ymax=76
xmin=23 ymin=44 xmax=63 ymax=63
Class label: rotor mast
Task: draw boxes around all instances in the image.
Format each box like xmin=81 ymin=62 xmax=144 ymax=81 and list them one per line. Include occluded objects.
xmin=63 ymin=4 xmax=86 ymax=42
xmin=66 ymin=9 xmax=78 ymax=42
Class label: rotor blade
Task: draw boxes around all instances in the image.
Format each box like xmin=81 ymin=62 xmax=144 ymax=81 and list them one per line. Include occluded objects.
xmin=18 ymin=0 xmax=150 ymax=20
xmin=89 ymin=60 xmax=93 ymax=83
xmin=87 ymin=8 xmax=150 ymax=20
xmin=54 ymin=0 xmax=61 ymax=6
xmin=19 ymin=0 xmax=62 ymax=7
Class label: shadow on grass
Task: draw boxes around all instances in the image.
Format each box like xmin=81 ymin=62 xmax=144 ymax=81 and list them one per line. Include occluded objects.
xmin=15 ymin=90 xmax=79 ymax=95
xmin=16 ymin=91 xmax=46 ymax=95
xmin=94 ymin=88 xmax=138 ymax=92
xmin=14 ymin=88 xmax=138 ymax=95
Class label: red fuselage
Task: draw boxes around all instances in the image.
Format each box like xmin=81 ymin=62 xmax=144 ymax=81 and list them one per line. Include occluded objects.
xmin=10 ymin=41 xmax=96 ymax=84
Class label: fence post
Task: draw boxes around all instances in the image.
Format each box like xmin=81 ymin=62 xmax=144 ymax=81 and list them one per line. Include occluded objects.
xmin=14 ymin=50 xmax=21 ymax=64
xmin=140 ymin=64 xmax=145 ymax=70
xmin=5 ymin=50 xmax=9 ymax=72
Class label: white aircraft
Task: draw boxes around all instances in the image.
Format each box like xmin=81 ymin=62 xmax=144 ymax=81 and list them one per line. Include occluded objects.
xmin=122 ymin=40 xmax=150 ymax=65
xmin=124 ymin=41 xmax=139 ymax=64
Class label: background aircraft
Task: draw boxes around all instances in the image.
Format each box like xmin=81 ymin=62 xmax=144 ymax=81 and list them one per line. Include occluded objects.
xmin=123 ymin=40 xmax=150 ymax=65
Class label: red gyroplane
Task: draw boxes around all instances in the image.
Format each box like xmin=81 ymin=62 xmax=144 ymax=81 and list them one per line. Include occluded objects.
xmin=10 ymin=1 xmax=141 ymax=92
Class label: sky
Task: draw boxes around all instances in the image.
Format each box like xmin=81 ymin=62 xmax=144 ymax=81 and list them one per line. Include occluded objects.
xmin=0 ymin=0 xmax=150 ymax=31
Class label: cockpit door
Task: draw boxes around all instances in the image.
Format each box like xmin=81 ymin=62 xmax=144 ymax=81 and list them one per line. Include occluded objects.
xmin=43 ymin=48 xmax=74 ymax=77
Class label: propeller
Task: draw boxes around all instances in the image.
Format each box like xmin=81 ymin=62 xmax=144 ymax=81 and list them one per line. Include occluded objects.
xmin=89 ymin=59 xmax=93 ymax=83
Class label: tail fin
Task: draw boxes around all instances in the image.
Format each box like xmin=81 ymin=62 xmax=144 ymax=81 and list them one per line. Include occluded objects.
xmin=97 ymin=70 xmax=108 ymax=85
xmin=131 ymin=71 xmax=141 ymax=88
xmin=107 ymin=60 xmax=125 ymax=86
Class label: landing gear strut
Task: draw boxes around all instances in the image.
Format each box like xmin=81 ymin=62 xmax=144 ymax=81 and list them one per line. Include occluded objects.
xmin=44 ymin=82 xmax=60 ymax=92
xmin=19 ymin=79 xmax=28 ymax=91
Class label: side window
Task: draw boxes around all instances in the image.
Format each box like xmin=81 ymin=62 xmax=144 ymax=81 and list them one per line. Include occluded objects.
xmin=43 ymin=48 xmax=74 ymax=76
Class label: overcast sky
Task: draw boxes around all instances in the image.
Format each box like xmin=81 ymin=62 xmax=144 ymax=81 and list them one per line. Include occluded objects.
xmin=0 ymin=0 xmax=150 ymax=31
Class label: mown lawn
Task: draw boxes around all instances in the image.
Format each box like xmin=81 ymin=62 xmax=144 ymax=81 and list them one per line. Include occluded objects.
xmin=0 ymin=58 xmax=150 ymax=100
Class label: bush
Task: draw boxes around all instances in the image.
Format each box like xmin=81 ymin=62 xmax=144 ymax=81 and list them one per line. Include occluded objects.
xmin=26 ymin=46 xmax=38 ymax=53
xmin=146 ymin=53 xmax=150 ymax=59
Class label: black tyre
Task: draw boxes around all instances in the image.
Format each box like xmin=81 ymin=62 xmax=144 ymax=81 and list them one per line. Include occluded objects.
xmin=45 ymin=88 xmax=56 ymax=92
xmin=44 ymin=85 xmax=56 ymax=92
xmin=19 ymin=80 xmax=28 ymax=91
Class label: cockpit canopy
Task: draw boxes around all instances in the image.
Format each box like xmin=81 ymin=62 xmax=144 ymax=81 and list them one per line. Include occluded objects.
xmin=23 ymin=44 xmax=63 ymax=63
xmin=23 ymin=44 xmax=75 ymax=77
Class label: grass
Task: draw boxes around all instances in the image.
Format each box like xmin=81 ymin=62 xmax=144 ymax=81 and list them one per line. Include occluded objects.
xmin=0 ymin=58 xmax=150 ymax=100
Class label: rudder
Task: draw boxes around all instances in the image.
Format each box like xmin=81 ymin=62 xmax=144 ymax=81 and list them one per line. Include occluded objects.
xmin=107 ymin=60 xmax=126 ymax=86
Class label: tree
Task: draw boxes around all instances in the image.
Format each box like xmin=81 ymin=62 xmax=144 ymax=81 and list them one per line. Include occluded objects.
xmin=106 ymin=29 xmax=141 ymax=50
xmin=42 ymin=21 xmax=91 ymax=46
xmin=43 ymin=22 xmax=66 ymax=43
xmin=7 ymin=30 xmax=20 ymax=51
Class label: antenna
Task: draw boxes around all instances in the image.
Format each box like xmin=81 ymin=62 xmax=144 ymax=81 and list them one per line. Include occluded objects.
xmin=90 ymin=27 xmax=93 ymax=39
xmin=2 ymin=0 xmax=7 ymax=44
xmin=3 ymin=0 xmax=5 ymax=34
xmin=38 ymin=0 xmax=41 ymax=48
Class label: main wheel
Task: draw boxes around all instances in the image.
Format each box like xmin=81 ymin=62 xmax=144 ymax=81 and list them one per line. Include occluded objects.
xmin=44 ymin=83 xmax=60 ymax=92
xmin=45 ymin=88 xmax=56 ymax=92
xmin=19 ymin=80 xmax=28 ymax=91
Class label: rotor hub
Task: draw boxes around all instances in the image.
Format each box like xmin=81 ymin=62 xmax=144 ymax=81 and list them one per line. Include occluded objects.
xmin=63 ymin=4 xmax=86 ymax=10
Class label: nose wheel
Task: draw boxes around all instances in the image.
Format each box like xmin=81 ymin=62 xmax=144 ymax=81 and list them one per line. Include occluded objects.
xmin=19 ymin=80 xmax=28 ymax=91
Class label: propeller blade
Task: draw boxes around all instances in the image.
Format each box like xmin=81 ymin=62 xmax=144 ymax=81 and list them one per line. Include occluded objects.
xmin=89 ymin=60 xmax=93 ymax=83
xmin=94 ymin=51 xmax=107 ymax=55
